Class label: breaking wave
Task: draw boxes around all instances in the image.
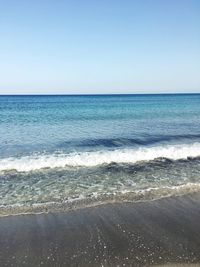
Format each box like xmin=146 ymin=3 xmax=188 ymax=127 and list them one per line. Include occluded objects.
xmin=1 ymin=142 xmax=200 ymax=172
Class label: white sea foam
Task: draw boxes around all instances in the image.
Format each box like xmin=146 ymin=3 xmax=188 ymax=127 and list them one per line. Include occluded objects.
xmin=0 ymin=142 xmax=200 ymax=172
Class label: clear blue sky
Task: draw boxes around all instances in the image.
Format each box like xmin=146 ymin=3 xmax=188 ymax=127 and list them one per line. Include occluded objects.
xmin=0 ymin=0 xmax=200 ymax=94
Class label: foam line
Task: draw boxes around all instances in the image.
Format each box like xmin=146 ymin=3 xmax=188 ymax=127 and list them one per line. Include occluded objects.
xmin=1 ymin=142 xmax=200 ymax=172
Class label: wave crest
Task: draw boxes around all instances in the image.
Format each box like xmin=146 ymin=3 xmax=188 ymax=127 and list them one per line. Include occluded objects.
xmin=1 ymin=142 xmax=200 ymax=172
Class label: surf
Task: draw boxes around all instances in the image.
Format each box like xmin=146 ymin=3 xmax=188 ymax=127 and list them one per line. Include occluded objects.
xmin=1 ymin=142 xmax=200 ymax=172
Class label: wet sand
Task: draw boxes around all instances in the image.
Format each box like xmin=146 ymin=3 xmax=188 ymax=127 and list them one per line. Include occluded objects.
xmin=0 ymin=193 xmax=200 ymax=267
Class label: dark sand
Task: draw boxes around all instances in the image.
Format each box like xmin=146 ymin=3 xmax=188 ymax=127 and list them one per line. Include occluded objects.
xmin=0 ymin=193 xmax=200 ymax=267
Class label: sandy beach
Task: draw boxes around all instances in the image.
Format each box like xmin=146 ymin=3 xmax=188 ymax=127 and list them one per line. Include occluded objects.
xmin=0 ymin=193 xmax=200 ymax=267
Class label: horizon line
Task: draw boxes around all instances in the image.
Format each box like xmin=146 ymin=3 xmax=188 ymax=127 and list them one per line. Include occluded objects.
xmin=0 ymin=92 xmax=200 ymax=96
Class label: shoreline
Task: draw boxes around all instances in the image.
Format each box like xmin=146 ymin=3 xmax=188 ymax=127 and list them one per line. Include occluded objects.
xmin=1 ymin=193 xmax=200 ymax=266
xmin=1 ymin=182 xmax=200 ymax=217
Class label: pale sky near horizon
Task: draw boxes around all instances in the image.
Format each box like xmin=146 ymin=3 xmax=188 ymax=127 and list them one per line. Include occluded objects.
xmin=0 ymin=0 xmax=200 ymax=94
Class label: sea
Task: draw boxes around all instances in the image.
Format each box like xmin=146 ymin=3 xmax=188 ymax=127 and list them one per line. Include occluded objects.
xmin=0 ymin=94 xmax=200 ymax=215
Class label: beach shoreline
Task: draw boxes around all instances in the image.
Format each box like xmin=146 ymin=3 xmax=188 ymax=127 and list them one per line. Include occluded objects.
xmin=0 ymin=193 xmax=200 ymax=266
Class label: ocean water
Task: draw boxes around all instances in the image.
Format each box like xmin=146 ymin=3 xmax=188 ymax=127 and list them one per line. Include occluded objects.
xmin=0 ymin=94 xmax=200 ymax=214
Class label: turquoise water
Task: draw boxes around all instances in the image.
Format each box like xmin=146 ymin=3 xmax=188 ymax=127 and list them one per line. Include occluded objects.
xmin=1 ymin=94 xmax=200 ymax=157
xmin=0 ymin=94 xmax=200 ymax=214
